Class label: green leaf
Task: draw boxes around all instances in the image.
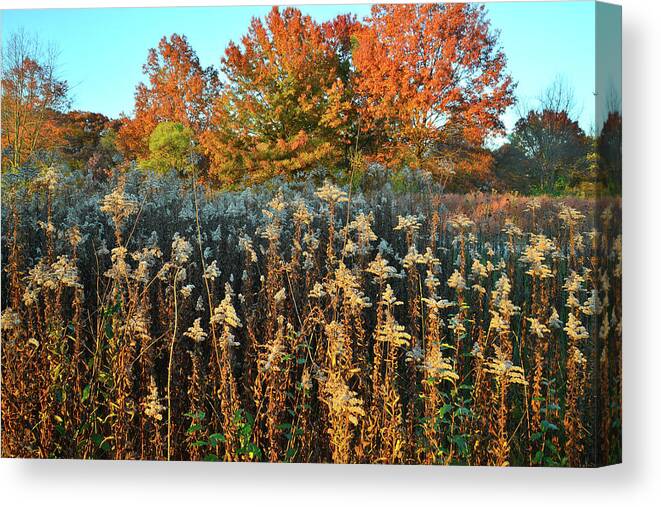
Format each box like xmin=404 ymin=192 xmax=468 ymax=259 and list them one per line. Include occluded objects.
xmin=438 ymin=403 xmax=452 ymax=420
xmin=208 ymin=433 xmax=226 ymax=446
xmin=55 ymin=423 xmax=66 ymax=437
xmin=454 ymin=407 xmax=472 ymax=418
xmin=544 ymin=456 xmax=558 ymax=466
xmin=187 ymin=423 xmax=202 ymax=434
xmin=239 ymin=424 xmax=252 ymax=438
xmin=91 ymin=433 xmax=110 ymax=453
xmin=185 ymin=411 xmax=205 ymax=420
xmin=203 ymin=453 xmax=219 ymax=462
xmin=450 ymin=435 xmax=468 ymax=454
xmin=541 ymin=420 xmax=559 ymax=432
xmin=81 ymin=385 xmax=91 ymax=402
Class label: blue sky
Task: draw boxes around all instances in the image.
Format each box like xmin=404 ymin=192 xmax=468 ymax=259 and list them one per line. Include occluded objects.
xmin=1 ymin=1 xmax=597 ymax=134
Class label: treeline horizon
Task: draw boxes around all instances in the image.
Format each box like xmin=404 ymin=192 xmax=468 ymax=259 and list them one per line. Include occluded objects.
xmin=1 ymin=4 xmax=621 ymax=195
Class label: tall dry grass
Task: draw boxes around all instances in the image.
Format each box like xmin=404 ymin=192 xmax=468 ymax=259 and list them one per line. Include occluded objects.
xmin=1 ymin=166 xmax=621 ymax=465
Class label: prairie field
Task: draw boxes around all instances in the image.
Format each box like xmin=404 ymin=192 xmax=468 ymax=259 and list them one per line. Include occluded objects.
xmin=0 ymin=167 xmax=621 ymax=465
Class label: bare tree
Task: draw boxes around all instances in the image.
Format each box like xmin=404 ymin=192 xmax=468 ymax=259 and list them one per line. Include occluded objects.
xmin=538 ymin=75 xmax=579 ymax=118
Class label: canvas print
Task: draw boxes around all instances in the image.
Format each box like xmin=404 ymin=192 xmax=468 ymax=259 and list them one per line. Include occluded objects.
xmin=0 ymin=1 xmax=621 ymax=466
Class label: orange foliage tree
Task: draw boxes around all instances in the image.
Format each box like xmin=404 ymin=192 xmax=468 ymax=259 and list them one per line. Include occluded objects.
xmin=352 ymin=3 xmax=515 ymax=179
xmin=201 ymin=7 xmax=357 ymax=185
xmin=118 ymin=34 xmax=220 ymax=161
xmin=1 ymin=31 xmax=70 ymax=171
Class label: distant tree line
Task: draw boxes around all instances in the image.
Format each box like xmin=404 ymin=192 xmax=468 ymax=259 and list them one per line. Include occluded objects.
xmin=1 ymin=5 xmax=621 ymax=195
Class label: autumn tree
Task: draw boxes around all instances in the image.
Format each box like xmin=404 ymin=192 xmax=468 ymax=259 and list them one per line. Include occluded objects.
xmin=141 ymin=121 xmax=195 ymax=176
xmin=493 ymin=78 xmax=588 ymax=193
xmin=352 ymin=3 xmax=514 ymax=178
xmin=321 ymin=13 xmax=359 ymax=83
xmin=118 ymin=34 xmax=220 ymax=160
xmin=61 ymin=111 xmax=121 ymax=171
xmin=1 ymin=30 xmax=70 ymax=171
xmin=201 ymin=7 xmax=356 ymax=185
xmin=507 ymin=109 xmax=588 ymax=193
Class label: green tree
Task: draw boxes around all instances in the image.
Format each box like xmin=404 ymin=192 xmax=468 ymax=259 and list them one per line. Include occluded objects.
xmin=142 ymin=122 xmax=195 ymax=176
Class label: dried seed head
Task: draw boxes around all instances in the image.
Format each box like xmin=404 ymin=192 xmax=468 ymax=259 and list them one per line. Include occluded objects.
xmin=184 ymin=318 xmax=207 ymax=343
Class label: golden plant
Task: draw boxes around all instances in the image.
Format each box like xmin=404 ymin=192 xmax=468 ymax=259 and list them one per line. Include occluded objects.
xmin=0 ymin=168 xmax=621 ymax=466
